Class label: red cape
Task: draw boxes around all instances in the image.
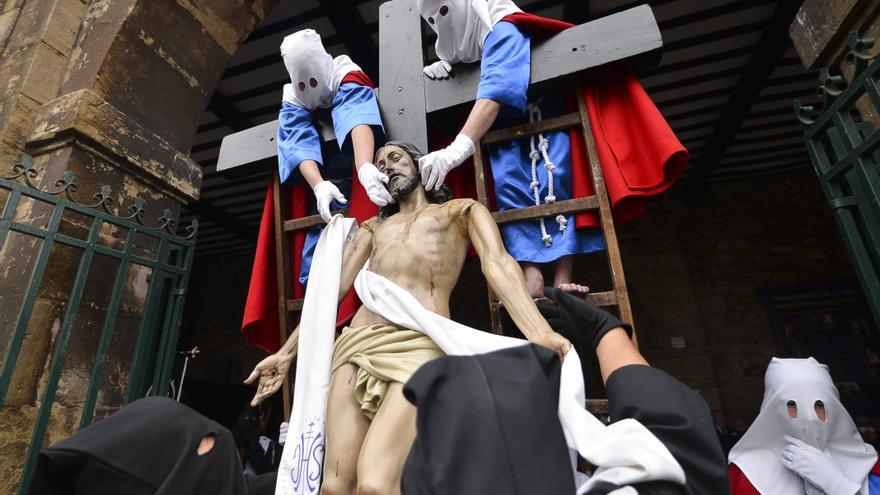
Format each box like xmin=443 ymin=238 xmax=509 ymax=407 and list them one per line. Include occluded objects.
xmin=241 ymin=72 xmax=377 ymax=353
xmin=503 ymin=12 xmax=687 ymax=228
xmin=728 ymin=464 xmax=760 ymax=495
xmin=242 ymin=14 xmax=687 ymax=352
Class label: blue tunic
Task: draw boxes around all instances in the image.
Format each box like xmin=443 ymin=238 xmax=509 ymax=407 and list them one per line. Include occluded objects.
xmin=478 ymin=21 xmax=604 ymax=263
xmin=276 ymin=81 xmax=384 ymax=285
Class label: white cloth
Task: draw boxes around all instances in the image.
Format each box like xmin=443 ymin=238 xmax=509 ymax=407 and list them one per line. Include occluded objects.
xmin=354 ymin=269 xmax=685 ymax=493
xmin=416 ymin=0 xmax=521 ymax=64
xmin=280 ymin=29 xmax=361 ymax=110
xmin=277 ymin=219 xmax=684 ymax=494
xmin=729 ymin=357 xmax=877 ymax=495
xmin=275 ymin=216 xmax=357 ymax=495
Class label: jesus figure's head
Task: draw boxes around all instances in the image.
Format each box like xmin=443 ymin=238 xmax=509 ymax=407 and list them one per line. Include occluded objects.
xmin=375 ymin=142 xmax=452 ymax=219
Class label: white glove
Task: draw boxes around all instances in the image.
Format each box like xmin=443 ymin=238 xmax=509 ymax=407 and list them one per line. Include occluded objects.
xmin=357 ymin=162 xmax=394 ymax=207
xmin=312 ymin=180 xmax=347 ymax=223
xmin=418 ymin=134 xmax=474 ymax=191
xmin=781 ymin=435 xmax=862 ymax=495
xmin=423 ymin=60 xmax=453 ymax=80
xmin=278 ymin=421 xmax=288 ymax=446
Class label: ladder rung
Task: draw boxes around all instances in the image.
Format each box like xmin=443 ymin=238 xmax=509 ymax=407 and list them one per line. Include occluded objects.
xmin=482 ymin=112 xmax=581 ymax=145
xmin=283 ymin=208 xmax=349 ymax=233
xmin=585 ymin=291 xmax=617 ymax=307
xmin=491 ymin=290 xmax=617 ymax=308
xmin=492 ymin=196 xmax=598 ymax=224
xmin=286 ymin=299 xmax=303 ymax=311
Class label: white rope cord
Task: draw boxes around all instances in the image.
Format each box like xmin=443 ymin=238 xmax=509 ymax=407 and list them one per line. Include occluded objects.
xmin=527 ymin=101 xmax=567 ymax=247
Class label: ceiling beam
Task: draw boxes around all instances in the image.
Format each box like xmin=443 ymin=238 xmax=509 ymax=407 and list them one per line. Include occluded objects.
xmin=207 ymin=89 xmax=255 ymax=132
xmin=321 ymin=0 xmax=379 ymax=79
xmin=683 ymin=1 xmax=803 ymax=202
xmin=187 ymin=90 xmax=259 ymax=245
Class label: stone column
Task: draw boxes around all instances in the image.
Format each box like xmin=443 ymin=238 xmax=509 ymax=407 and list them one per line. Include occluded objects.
xmin=0 ymin=0 xmax=278 ymax=489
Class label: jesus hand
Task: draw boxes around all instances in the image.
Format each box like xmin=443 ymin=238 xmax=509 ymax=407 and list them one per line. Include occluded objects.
xmin=530 ymin=331 xmax=572 ymax=362
xmin=244 ymin=352 xmax=293 ymax=406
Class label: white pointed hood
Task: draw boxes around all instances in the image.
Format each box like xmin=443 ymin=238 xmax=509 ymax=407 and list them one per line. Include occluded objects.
xmin=280 ymin=29 xmax=361 ymax=110
xmin=729 ymin=357 xmax=877 ymax=494
xmin=416 ymin=0 xmax=521 ymax=64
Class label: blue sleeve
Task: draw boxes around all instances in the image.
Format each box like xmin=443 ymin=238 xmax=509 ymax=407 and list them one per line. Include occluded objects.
xmin=477 ymin=21 xmax=530 ymax=114
xmin=331 ymin=82 xmax=384 ymax=153
xmin=870 ymin=471 xmax=880 ymax=494
xmin=277 ymin=102 xmax=323 ymax=185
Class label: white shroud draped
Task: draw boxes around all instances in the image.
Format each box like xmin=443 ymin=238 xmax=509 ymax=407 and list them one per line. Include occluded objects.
xmin=276 ymin=217 xmax=684 ymax=495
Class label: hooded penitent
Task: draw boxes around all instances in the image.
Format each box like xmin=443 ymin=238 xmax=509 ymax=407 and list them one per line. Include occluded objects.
xmin=729 ymin=357 xmax=877 ymax=494
xmin=27 ymin=397 xmax=277 ymax=495
xmin=280 ymin=29 xmax=360 ymax=110
xmin=416 ymin=0 xmax=521 ymax=63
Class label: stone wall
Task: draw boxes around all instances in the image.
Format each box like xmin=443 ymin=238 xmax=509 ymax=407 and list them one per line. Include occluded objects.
xmin=0 ymin=0 xmax=280 ymax=489
xmin=619 ymin=167 xmax=855 ymax=431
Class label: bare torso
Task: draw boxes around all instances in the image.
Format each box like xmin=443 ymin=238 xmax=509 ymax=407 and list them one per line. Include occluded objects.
xmin=350 ymin=199 xmax=474 ymax=327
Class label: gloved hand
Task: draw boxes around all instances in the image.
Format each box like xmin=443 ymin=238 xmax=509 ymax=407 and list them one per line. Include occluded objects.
xmin=536 ymin=287 xmax=633 ymax=349
xmin=312 ymin=180 xmax=347 ymax=223
xmin=781 ymin=435 xmax=862 ymax=495
xmin=423 ymin=60 xmax=453 ymax=80
xmin=278 ymin=421 xmax=288 ymax=446
xmin=357 ymin=162 xmax=394 ymax=207
xmin=418 ymin=134 xmax=474 ymax=191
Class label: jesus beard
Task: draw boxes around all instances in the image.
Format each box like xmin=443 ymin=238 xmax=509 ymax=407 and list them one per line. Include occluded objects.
xmin=389 ymin=172 xmax=421 ymax=200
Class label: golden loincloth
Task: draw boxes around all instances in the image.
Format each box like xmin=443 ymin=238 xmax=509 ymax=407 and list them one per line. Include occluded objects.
xmin=331 ymin=323 xmax=444 ymax=419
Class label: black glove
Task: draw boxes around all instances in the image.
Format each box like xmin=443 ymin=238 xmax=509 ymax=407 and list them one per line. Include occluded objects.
xmin=535 ymin=287 xmax=632 ymax=349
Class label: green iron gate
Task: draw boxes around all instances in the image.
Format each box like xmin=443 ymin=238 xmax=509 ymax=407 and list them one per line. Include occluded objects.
xmin=0 ymin=156 xmax=198 ymax=492
xmin=795 ymin=32 xmax=880 ymax=327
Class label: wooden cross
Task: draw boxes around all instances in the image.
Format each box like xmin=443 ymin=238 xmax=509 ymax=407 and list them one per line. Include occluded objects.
xmin=218 ymin=1 xmax=665 ymax=417
xmin=216 ymin=2 xmax=662 ymax=172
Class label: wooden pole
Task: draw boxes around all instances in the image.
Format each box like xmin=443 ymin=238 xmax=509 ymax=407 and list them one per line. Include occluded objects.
xmin=271 ymin=169 xmax=293 ymax=420
xmin=575 ymin=89 xmax=637 ymax=347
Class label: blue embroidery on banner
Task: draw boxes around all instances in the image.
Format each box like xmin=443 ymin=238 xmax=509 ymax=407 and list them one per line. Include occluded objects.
xmin=290 ymin=418 xmax=325 ymax=494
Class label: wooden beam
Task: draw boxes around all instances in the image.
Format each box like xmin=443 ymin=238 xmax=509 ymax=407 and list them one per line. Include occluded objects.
xmin=422 ymin=5 xmax=662 ymax=114
xmin=218 ymin=4 xmax=663 ymax=172
xmin=216 ymin=114 xmax=337 ymax=175
xmin=683 ymin=1 xmax=805 ymax=201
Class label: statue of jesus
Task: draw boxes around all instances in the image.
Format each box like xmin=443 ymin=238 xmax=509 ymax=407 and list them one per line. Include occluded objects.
xmin=246 ymin=141 xmax=571 ymax=495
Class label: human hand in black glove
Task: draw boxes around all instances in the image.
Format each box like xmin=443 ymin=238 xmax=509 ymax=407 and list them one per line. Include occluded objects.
xmin=535 ymin=287 xmax=632 ymax=349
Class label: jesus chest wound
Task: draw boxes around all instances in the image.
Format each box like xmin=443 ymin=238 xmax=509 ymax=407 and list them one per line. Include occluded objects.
xmin=368 ymin=203 xmax=469 ymax=294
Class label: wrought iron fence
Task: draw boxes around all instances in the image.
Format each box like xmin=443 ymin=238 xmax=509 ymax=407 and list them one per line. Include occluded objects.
xmin=0 ymin=156 xmax=198 ymax=493
xmin=795 ymin=32 xmax=880 ymax=327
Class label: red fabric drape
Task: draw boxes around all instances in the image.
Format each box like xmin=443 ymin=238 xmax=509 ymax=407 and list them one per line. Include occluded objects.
xmin=728 ymin=464 xmax=760 ymax=495
xmin=241 ymin=72 xmax=377 ymax=352
xmin=503 ymin=12 xmax=687 ymax=229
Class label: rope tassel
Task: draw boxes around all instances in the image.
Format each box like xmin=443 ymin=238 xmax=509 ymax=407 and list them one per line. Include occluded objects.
xmin=527 ymin=101 xmax=558 ymax=248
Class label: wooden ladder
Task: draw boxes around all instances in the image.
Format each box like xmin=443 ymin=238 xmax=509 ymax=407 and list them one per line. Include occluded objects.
xmin=472 ymin=88 xmax=636 ymax=342
xmin=271 ymin=88 xmax=636 ymax=416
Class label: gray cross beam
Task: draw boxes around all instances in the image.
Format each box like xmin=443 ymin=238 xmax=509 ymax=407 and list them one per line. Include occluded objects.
xmin=215 ymin=2 xmax=661 ymax=175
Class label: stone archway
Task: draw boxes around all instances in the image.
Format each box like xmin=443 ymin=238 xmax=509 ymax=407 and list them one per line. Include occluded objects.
xmin=0 ymin=0 xmax=280 ymax=489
